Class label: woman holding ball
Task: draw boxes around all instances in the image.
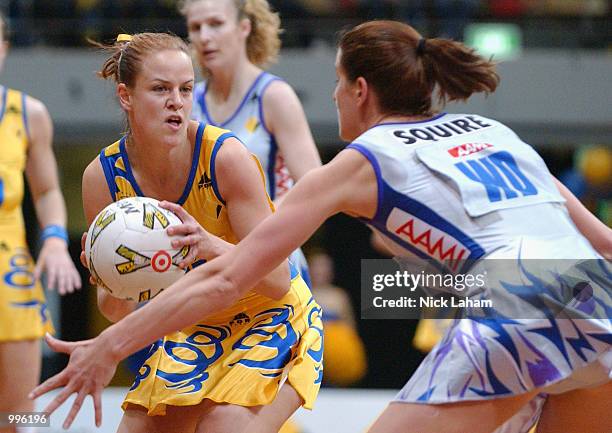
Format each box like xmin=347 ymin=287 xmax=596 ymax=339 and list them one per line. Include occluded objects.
xmin=78 ymin=32 xmax=322 ymax=433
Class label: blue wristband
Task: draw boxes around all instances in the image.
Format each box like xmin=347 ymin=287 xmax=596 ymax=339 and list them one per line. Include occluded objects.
xmin=40 ymin=225 xmax=69 ymax=243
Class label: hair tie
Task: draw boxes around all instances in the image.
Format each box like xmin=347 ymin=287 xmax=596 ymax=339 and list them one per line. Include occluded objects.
xmin=116 ymin=34 xmax=132 ymax=81
xmin=416 ymin=38 xmax=427 ymax=56
xmin=116 ymin=34 xmax=133 ymax=43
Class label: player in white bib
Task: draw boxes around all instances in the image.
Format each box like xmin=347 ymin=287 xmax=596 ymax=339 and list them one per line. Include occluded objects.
xmin=182 ymin=0 xmax=321 ymax=286
xmin=34 ymin=20 xmax=611 ymax=433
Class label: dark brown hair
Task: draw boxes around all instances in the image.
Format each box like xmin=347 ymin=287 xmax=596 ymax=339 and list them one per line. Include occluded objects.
xmin=338 ymin=21 xmax=499 ymax=116
xmin=95 ymin=32 xmax=190 ymax=86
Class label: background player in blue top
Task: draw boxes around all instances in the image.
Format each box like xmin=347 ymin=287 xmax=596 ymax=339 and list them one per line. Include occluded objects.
xmin=33 ymin=20 xmax=611 ymax=433
xmin=181 ymin=0 xmax=321 ymax=286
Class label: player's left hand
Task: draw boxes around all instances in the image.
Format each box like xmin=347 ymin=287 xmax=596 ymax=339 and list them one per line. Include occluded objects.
xmin=160 ymin=200 xmax=221 ymax=268
xmin=29 ymin=333 xmax=117 ymax=429
xmin=34 ymin=237 xmax=82 ymax=295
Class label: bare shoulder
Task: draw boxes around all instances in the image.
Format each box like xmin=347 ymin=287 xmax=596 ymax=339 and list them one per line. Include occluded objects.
xmin=21 ymin=94 xmax=53 ymax=147
xmin=324 ymin=149 xmax=378 ymax=217
xmin=83 ymin=156 xmax=105 ymax=183
xmin=332 ymin=147 xmax=374 ymax=171
xmin=261 ymin=79 xmax=297 ymax=105
xmin=215 ymin=135 xmax=251 ymax=167
xmin=260 ymin=79 xmax=308 ymax=134
xmin=213 ymin=136 xmax=258 ymax=187
xmin=24 ymin=94 xmax=50 ymax=121
xmin=82 ymin=155 xmax=112 ymax=221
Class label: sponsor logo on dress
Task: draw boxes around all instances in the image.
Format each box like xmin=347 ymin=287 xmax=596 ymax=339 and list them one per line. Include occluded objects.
xmin=448 ymin=142 xmax=493 ymax=158
xmin=230 ymin=312 xmax=251 ymax=326
xmin=386 ymin=208 xmax=469 ymax=272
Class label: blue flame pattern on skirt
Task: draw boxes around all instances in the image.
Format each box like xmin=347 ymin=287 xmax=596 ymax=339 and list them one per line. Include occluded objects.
xmin=230 ymin=305 xmax=298 ymax=377
xmin=396 ymin=259 xmax=612 ymax=404
xmin=306 ymin=297 xmax=324 ymax=384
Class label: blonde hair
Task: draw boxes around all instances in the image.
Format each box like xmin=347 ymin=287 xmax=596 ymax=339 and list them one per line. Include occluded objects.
xmin=180 ymin=0 xmax=282 ymax=67
xmin=94 ymin=32 xmax=190 ymax=86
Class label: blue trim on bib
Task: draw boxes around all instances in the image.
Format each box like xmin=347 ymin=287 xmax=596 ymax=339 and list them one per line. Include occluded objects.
xmin=346 ymin=143 xmax=384 ymax=221
xmin=118 ymin=125 xmax=204 ymax=204
xmin=289 ymin=261 xmax=299 ymax=279
xmin=267 ymin=135 xmax=278 ymax=200
xmin=177 ymin=122 xmax=205 ymax=205
xmin=258 ymin=74 xmax=283 ymax=135
xmin=119 ymin=137 xmax=146 ymax=197
xmin=0 ymin=87 xmax=7 ymax=122
xmin=194 ymin=82 xmax=209 ymax=123
xmin=99 ymin=147 xmax=119 ymax=201
xmin=202 ymin=72 xmax=268 ymax=127
xmin=21 ymin=92 xmax=30 ymax=142
xmin=364 ymin=179 xmax=485 ymax=273
xmin=210 ymin=132 xmax=237 ymax=205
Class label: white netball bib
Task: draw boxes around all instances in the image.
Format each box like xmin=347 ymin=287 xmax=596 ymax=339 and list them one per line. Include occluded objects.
xmin=415 ymin=135 xmax=564 ymax=217
xmin=348 ymin=114 xmax=574 ymax=267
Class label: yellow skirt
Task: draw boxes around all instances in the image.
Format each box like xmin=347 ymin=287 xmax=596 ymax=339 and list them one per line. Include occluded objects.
xmin=0 ymin=246 xmax=54 ymax=342
xmin=123 ymin=273 xmax=323 ymax=416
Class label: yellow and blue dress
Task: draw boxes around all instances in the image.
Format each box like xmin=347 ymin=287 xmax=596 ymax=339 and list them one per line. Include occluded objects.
xmin=98 ymin=122 xmax=323 ymax=415
xmin=0 ymin=87 xmax=54 ymax=342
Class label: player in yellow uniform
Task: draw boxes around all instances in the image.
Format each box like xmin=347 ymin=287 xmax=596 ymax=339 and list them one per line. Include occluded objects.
xmin=78 ymin=33 xmax=321 ymax=433
xmin=0 ymin=12 xmax=81 ymax=433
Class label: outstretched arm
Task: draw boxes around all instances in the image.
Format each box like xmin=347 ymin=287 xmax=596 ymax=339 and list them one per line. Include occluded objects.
xmin=29 ymin=148 xmax=377 ymax=428
xmin=554 ymin=177 xmax=612 ymax=259
xmin=111 ymin=149 xmax=373 ymax=355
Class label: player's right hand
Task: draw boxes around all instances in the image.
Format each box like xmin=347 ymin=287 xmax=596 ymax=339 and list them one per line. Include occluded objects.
xmin=29 ymin=333 xmax=118 ymax=429
xmin=160 ymin=200 xmax=221 ymax=268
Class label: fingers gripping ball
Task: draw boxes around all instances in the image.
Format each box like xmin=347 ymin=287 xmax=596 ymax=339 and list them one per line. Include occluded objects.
xmin=85 ymin=197 xmax=189 ymax=301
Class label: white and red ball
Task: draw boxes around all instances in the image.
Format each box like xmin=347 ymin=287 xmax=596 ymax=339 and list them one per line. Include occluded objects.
xmin=85 ymin=197 xmax=188 ymax=301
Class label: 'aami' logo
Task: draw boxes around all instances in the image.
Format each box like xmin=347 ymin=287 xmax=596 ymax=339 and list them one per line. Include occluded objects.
xmin=386 ymin=208 xmax=469 ymax=272
xmin=448 ymin=142 xmax=493 ymax=158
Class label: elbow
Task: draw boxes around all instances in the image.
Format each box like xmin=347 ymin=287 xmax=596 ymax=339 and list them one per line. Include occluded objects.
xmin=196 ymin=273 xmax=244 ymax=311
xmin=266 ymin=282 xmax=291 ymax=301
xmin=600 ymin=244 xmax=612 ymax=261
xmin=255 ymin=262 xmax=291 ymax=301
xmin=593 ymin=231 xmax=612 ymax=260
xmin=271 ymin=265 xmax=291 ymax=300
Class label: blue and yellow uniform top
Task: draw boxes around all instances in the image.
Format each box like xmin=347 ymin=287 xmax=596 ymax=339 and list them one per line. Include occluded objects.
xmin=0 ymin=87 xmax=53 ymax=341
xmin=99 ymin=122 xmax=253 ymax=247
xmin=99 ymin=122 xmax=323 ymax=414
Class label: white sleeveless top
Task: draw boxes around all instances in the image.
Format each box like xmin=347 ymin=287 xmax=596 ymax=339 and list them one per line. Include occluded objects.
xmin=348 ymin=113 xmax=597 ymax=272
xmin=192 ymin=72 xmax=293 ymax=200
